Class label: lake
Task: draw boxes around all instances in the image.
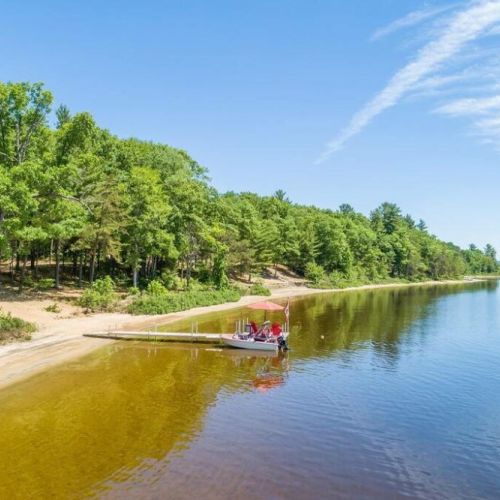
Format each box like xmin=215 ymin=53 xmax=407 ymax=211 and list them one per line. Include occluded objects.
xmin=0 ymin=281 xmax=499 ymax=499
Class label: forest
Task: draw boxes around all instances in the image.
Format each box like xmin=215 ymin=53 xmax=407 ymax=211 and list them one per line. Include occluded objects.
xmin=0 ymin=81 xmax=498 ymax=303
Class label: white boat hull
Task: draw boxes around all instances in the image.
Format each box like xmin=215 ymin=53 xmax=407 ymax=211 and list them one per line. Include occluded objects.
xmin=222 ymin=335 xmax=285 ymax=352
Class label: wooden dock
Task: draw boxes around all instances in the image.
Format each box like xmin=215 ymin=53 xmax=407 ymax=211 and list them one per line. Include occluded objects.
xmin=83 ymin=330 xmax=225 ymax=343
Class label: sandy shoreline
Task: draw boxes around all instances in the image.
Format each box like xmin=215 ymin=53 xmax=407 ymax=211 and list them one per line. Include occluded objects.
xmin=0 ymin=278 xmax=484 ymax=390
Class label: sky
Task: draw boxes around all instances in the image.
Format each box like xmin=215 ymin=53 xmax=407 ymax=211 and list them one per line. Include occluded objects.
xmin=1 ymin=0 xmax=499 ymax=251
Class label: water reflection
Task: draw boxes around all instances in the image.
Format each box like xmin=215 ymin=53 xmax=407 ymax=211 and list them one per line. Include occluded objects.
xmin=0 ymin=280 xmax=498 ymax=499
xmin=0 ymin=344 xmax=291 ymax=499
xmin=163 ymin=281 xmax=498 ymax=364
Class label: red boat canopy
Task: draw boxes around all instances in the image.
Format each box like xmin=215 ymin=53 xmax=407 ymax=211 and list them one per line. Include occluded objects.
xmin=247 ymin=301 xmax=284 ymax=311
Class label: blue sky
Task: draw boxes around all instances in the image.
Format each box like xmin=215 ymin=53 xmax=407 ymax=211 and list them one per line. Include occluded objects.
xmin=1 ymin=0 xmax=499 ymax=251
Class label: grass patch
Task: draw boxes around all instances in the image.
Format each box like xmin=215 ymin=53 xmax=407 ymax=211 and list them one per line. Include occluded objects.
xmin=128 ymin=281 xmax=242 ymax=315
xmin=44 ymin=303 xmax=61 ymax=313
xmin=248 ymin=283 xmax=271 ymax=296
xmin=0 ymin=309 xmax=36 ymax=344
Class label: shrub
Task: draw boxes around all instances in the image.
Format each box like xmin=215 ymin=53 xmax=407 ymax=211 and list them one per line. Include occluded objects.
xmin=79 ymin=276 xmax=117 ymax=312
xmin=127 ymin=286 xmax=140 ymax=296
xmin=35 ymin=278 xmax=55 ymax=291
xmin=147 ymin=279 xmax=168 ymax=296
xmin=248 ymin=283 xmax=271 ymax=296
xmin=304 ymin=262 xmax=326 ymax=285
xmin=185 ymin=279 xmax=208 ymax=292
xmin=45 ymin=303 xmax=61 ymax=313
xmin=128 ymin=287 xmax=242 ymax=315
xmin=23 ymin=276 xmax=34 ymax=288
xmin=0 ymin=309 xmax=36 ymax=343
xmin=160 ymin=270 xmax=180 ymax=290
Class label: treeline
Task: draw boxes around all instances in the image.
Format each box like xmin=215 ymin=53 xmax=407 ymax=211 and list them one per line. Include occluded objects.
xmin=0 ymin=81 xmax=497 ymax=293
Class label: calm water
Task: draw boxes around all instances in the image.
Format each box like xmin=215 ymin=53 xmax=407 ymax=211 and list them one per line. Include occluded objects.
xmin=0 ymin=282 xmax=499 ymax=499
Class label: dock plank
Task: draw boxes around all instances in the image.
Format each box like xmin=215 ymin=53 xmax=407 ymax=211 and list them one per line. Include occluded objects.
xmin=83 ymin=331 xmax=226 ymax=343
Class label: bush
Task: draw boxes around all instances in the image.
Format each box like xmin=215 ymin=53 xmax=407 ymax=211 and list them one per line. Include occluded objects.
xmin=160 ymin=270 xmax=180 ymax=290
xmin=185 ymin=278 xmax=209 ymax=292
xmin=146 ymin=279 xmax=168 ymax=296
xmin=35 ymin=278 xmax=55 ymax=291
xmin=248 ymin=283 xmax=271 ymax=296
xmin=44 ymin=303 xmax=61 ymax=313
xmin=304 ymin=262 xmax=326 ymax=285
xmin=0 ymin=309 xmax=36 ymax=343
xmin=23 ymin=276 xmax=34 ymax=288
xmin=128 ymin=287 xmax=242 ymax=315
xmin=79 ymin=276 xmax=118 ymax=312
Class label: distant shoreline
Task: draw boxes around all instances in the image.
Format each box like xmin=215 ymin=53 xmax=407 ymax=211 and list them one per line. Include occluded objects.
xmin=0 ymin=277 xmax=489 ymax=391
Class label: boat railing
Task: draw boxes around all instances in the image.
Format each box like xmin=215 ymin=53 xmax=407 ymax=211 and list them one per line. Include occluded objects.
xmin=235 ymin=319 xmax=289 ymax=335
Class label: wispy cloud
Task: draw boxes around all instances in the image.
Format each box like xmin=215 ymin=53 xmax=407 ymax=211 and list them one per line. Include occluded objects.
xmin=436 ymin=94 xmax=500 ymax=115
xmin=435 ymin=93 xmax=500 ymax=144
xmin=371 ymin=4 xmax=457 ymax=41
xmin=317 ymin=1 xmax=500 ymax=163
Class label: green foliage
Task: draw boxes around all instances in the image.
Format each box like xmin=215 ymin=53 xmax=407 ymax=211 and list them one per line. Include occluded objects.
xmin=146 ymin=279 xmax=168 ymax=296
xmin=44 ymin=303 xmax=61 ymax=313
xmin=128 ymin=288 xmax=242 ymax=315
xmin=464 ymin=244 xmax=498 ymax=274
xmin=0 ymin=79 xmax=497 ymax=311
xmin=79 ymin=276 xmax=117 ymax=311
xmin=304 ymin=262 xmax=326 ymax=285
xmin=158 ymin=270 xmax=178 ymax=290
xmin=248 ymin=283 xmax=272 ymax=296
xmin=35 ymin=279 xmax=55 ymax=291
xmin=0 ymin=309 xmax=36 ymax=343
xmin=212 ymin=252 xmax=229 ymax=289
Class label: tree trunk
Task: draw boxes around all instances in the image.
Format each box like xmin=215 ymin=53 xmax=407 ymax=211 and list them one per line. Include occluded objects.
xmin=78 ymin=253 xmax=84 ymax=288
xmin=19 ymin=255 xmax=27 ymax=292
xmin=96 ymin=249 xmax=101 ymax=276
xmin=186 ymin=258 xmax=191 ymax=288
xmin=30 ymin=250 xmax=36 ymax=271
xmin=89 ymin=253 xmax=95 ymax=284
xmin=133 ymin=268 xmax=138 ymax=288
xmin=9 ymin=253 xmax=14 ymax=284
xmin=54 ymin=240 xmax=61 ymax=289
xmin=89 ymin=244 xmax=97 ymax=284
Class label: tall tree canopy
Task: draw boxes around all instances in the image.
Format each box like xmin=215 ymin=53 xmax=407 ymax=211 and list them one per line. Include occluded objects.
xmin=0 ymin=81 xmax=497 ymax=291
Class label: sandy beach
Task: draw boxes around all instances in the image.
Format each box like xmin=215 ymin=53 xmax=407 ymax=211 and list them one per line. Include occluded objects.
xmin=0 ymin=278 xmax=483 ymax=390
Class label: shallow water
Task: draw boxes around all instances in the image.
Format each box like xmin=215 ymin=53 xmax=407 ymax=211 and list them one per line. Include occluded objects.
xmin=0 ymin=281 xmax=499 ymax=499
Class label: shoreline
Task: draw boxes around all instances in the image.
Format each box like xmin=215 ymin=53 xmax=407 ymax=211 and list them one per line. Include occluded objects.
xmin=0 ymin=277 xmax=486 ymax=391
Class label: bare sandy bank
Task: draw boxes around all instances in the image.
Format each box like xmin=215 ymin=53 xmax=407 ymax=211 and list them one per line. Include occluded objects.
xmin=0 ymin=278 xmax=484 ymax=390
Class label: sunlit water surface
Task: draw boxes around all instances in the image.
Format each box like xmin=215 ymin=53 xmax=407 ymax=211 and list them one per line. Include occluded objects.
xmin=0 ymin=281 xmax=499 ymax=499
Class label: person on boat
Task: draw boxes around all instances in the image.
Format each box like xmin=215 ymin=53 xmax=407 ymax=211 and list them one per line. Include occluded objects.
xmin=249 ymin=321 xmax=259 ymax=336
xmin=254 ymin=321 xmax=271 ymax=341
xmin=270 ymin=322 xmax=282 ymax=337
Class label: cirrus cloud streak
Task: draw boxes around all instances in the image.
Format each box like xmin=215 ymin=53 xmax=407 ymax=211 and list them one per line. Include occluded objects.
xmin=317 ymin=1 xmax=500 ymax=163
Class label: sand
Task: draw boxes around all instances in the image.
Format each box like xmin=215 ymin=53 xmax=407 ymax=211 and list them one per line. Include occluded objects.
xmin=0 ymin=278 xmax=483 ymax=390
